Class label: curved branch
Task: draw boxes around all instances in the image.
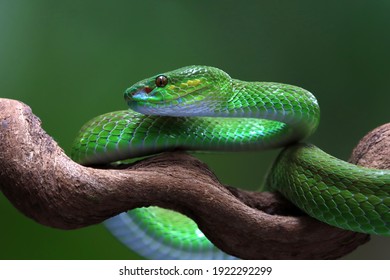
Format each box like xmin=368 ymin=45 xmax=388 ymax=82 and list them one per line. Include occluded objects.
xmin=1 ymin=98 xmax=386 ymax=259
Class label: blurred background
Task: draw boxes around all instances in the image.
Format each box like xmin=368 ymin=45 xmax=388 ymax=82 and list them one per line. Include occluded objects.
xmin=0 ymin=0 xmax=389 ymax=259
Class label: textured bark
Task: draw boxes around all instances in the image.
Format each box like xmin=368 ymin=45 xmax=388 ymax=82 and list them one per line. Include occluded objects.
xmin=1 ymin=98 xmax=387 ymax=259
xmin=350 ymin=123 xmax=390 ymax=169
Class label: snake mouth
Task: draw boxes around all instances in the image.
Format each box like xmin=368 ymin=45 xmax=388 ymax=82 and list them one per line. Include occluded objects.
xmin=124 ymin=87 xmax=162 ymax=105
xmin=126 ymin=86 xmax=207 ymax=106
xmin=125 ymin=87 xmax=152 ymax=99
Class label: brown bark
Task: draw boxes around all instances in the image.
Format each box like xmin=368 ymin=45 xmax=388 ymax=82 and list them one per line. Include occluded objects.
xmin=1 ymin=98 xmax=387 ymax=259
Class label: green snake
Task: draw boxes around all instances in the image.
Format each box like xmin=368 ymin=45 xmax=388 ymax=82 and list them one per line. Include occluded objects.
xmin=71 ymin=65 xmax=390 ymax=259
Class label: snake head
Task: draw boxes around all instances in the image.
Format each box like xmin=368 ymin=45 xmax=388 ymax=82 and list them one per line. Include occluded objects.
xmin=124 ymin=65 xmax=232 ymax=116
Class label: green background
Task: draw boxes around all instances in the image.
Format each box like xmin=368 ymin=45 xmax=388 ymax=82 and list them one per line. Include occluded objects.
xmin=0 ymin=0 xmax=389 ymax=259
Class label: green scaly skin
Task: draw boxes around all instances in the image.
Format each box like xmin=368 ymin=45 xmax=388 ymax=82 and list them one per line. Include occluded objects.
xmin=71 ymin=66 xmax=390 ymax=259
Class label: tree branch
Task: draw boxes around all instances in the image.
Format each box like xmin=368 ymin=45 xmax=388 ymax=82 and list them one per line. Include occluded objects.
xmin=1 ymin=98 xmax=387 ymax=259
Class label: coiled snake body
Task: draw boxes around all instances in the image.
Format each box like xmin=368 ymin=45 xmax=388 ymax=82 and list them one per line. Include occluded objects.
xmin=71 ymin=66 xmax=390 ymax=259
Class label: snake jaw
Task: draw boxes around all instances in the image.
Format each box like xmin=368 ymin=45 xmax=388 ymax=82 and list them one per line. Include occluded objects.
xmin=126 ymin=83 xmax=209 ymax=104
xmin=127 ymin=86 xmax=151 ymax=98
xmin=124 ymin=86 xmax=160 ymax=105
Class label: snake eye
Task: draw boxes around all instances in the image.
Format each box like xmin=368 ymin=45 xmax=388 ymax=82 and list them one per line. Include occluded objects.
xmin=155 ymin=75 xmax=168 ymax=87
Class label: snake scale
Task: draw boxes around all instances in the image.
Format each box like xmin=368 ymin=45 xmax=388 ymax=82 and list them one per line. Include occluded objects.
xmin=71 ymin=65 xmax=390 ymax=259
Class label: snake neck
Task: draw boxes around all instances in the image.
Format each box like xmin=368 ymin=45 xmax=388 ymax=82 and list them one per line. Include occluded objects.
xmin=211 ymin=79 xmax=320 ymax=139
